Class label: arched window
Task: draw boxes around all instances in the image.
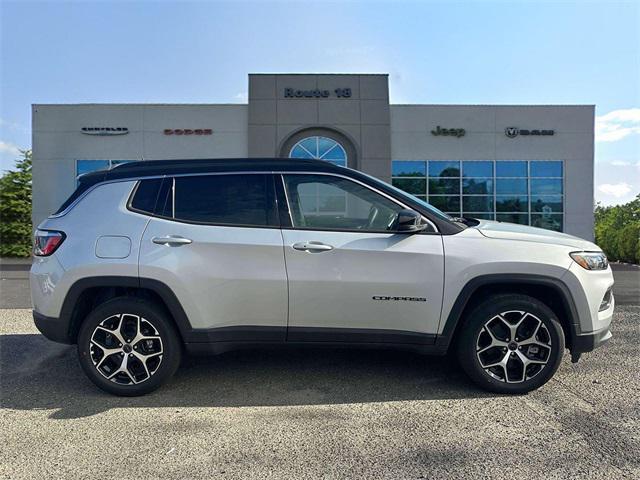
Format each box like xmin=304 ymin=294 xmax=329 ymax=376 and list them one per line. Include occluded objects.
xmin=289 ymin=136 xmax=347 ymax=167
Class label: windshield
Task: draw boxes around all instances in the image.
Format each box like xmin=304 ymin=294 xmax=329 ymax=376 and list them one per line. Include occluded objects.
xmin=356 ymin=171 xmax=453 ymax=222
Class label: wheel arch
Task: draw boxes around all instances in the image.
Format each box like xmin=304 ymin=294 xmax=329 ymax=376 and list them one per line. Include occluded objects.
xmin=60 ymin=276 xmax=192 ymax=344
xmin=437 ymin=274 xmax=580 ymax=352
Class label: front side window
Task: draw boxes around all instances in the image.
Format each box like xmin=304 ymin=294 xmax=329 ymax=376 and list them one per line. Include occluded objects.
xmin=282 ymin=174 xmax=406 ymax=232
xmin=165 ymin=174 xmax=275 ymax=226
xmin=289 ymin=136 xmax=347 ymax=167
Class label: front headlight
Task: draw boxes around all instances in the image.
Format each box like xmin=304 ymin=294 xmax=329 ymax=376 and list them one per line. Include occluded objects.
xmin=570 ymin=251 xmax=609 ymax=270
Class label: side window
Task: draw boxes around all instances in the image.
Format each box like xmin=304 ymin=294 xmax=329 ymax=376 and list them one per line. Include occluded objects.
xmin=169 ymin=174 xmax=276 ymax=226
xmin=130 ymin=178 xmax=163 ymax=214
xmin=282 ymin=174 xmax=406 ymax=232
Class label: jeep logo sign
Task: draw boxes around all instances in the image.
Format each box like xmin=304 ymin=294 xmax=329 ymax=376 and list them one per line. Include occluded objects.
xmin=505 ymin=127 xmax=554 ymax=138
xmin=431 ymin=126 xmax=466 ymax=138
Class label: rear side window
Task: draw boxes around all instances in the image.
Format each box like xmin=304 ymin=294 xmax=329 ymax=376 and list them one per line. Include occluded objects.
xmin=168 ymin=174 xmax=276 ymax=226
xmin=130 ymin=178 xmax=163 ymax=214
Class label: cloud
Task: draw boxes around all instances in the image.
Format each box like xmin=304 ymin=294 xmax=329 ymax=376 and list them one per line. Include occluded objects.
xmin=597 ymin=182 xmax=633 ymax=198
xmin=0 ymin=140 xmax=21 ymax=156
xmin=233 ymin=92 xmax=248 ymax=103
xmin=595 ymin=108 xmax=640 ymax=142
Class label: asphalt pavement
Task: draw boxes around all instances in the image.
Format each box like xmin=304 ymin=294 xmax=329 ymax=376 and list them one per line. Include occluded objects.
xmin=1 ymin=260 xmax=639 ymax=479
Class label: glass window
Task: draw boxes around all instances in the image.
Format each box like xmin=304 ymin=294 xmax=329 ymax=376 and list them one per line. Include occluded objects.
xmin=289 ymin=136 xmax=347 ymax=167
xmin=172 ymin=174 xmax=273 ymax=226
xmin=392 ymin=161 xmax=426 ymax=177
xmin=428 ymin=195 xmax=460 ymax=213
xmin=496 ymin=178 xmax=528 ymax=195
xmin=130 ymin=179 xmax=163 ymax=214
xmin=530 ymin=161 xmax=562 ymax=177
xmin=531 ymin=178 xmax=563 ymax=195
xmin=429 ymin=161 xmax=460 ymax=177
xmin=390 ymin=160 xmax=565 ymax=233
xmin=392 ymin=178 xmax=426 ymax=196
xmin=463 ymin=178 xmax=493 ymax=194
xmin=463 ymin=196 xmax=493 ymax=212
xmin=464 ymin=213 xmax=495 ymax=220
xmin=76 ymin=160 xmax=110 ymax=177
xmin=283 ymin=174 xmax=406 ymax=232
xmin=496 ymin=161 xmax=527 ymax=177
xmin=76 ymin=160 xmax=134 ymax=184
xmin=531 ymin=214 xmax=563 ymax=232
xmin=463 ymin=161 xmax=493 ymax=177
xmin=531 ymin=195 xmax=563 ymax=213
xmin=496 ymin=195 xmax=528 ymax=212
xmin=429 ymin=178 xmax=460 ymax=195
xmin=496 ymin=213 xmax=529 ymax=225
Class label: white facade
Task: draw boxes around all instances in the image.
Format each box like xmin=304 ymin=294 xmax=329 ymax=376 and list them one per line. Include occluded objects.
xmin=32 ymin=74 xmax=595 ymax=239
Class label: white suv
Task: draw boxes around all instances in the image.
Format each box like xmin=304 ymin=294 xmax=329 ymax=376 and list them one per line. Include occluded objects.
xmin=30 ymin=159 xmax=614 ymax=396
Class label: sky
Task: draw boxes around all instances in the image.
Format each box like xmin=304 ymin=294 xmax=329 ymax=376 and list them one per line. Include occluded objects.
xmin=1 ymin=0 xmax=638 ymax=205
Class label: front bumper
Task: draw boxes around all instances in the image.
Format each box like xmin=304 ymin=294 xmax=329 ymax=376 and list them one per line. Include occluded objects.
xmin=33 ymin=311 xmax=73 ymax=344
xmin=570 ymin=326 xmax=612 ymax=362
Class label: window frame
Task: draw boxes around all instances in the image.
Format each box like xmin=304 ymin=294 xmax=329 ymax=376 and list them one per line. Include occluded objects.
xmin=277 ymin=172 xmax=438 ymax=234
xmin=127 ymin=172 xmax=280 ymax=229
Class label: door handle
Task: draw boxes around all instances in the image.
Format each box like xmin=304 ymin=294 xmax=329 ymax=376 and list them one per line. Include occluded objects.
xmin=292 ymin=241 xmax=334 ymax=252
xmin=152 ymin=235 xmax=193 ymax=246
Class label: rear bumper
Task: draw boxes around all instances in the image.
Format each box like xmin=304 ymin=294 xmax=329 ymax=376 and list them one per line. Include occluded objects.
xmin=33 ymin=311 xmax=73 ymax=344
xmin=570 ymin=326 xmax=612 ymax=362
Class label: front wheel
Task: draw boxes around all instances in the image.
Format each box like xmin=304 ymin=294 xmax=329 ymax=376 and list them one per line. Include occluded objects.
xmin=77 ymin=297 xmax=182 ymax=396
xmin=457 ymin=294 xmax=565 ymax=394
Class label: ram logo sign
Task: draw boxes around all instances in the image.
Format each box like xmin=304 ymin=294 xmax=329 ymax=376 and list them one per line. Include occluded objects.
xmin=505 ymin=127 xmax=554 ymax=138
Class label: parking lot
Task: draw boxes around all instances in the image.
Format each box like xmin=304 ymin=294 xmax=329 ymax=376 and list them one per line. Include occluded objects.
xmin=1 ymin=263 xmax=638 ymax=479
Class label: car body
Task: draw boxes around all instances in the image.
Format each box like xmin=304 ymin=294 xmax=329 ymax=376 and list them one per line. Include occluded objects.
xmin=30 ymin=158 xmax=614 ymax=395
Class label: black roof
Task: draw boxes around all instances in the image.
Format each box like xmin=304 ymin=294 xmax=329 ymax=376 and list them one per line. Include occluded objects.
xmin=80 ymin=158 xmax=343 ymax=184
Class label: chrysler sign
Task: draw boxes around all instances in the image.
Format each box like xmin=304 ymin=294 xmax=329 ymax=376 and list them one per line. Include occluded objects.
xmin=505 ymin=127 xmax=554 ymax=138
xmin=81 ymin=127 xmax=129 ymax=136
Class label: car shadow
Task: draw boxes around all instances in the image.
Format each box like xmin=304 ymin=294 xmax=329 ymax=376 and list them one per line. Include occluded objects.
xmin=1 ymin=334 xmax=493 ymax=419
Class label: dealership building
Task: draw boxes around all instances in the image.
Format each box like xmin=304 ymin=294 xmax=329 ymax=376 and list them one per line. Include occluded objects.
xmin=32 ymin=73 xmax=595 ymax=239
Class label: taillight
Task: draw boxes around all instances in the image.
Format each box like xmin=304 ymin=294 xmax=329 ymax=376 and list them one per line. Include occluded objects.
xmin=34 ymin=230 xmax=66 ymax=256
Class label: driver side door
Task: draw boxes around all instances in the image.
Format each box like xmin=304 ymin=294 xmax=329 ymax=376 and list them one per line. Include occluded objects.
xmin=280 ymin=173 xmax=445 ymax=344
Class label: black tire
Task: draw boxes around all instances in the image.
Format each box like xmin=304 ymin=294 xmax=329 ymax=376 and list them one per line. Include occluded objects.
xmin=456 ymin=294 xmax=564 ymax=394
xmin=77 ymin=297 xmax=182 ymax=396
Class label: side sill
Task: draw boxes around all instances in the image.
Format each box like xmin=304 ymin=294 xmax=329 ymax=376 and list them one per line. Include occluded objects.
xmin=185 ymin=341 xmax=448 ymax=356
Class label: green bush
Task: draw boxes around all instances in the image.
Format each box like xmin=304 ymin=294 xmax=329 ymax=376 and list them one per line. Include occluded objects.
xmin=594 ymin=194 xmax=640 ymax=264
xmin=0 ymin=150 xmax=32 ymax=257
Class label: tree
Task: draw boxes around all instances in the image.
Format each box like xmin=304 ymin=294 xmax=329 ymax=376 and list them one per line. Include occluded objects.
xmin=0 ymin=149 xmax=32 ymax=257
xmin=594 ymin=193 xmax=640 ymax=264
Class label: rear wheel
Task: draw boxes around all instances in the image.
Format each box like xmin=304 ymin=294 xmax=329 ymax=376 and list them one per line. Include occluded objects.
xmin=457 ymin=294 xmax=564 ymax=394
xmin=77 ymin=297 xmax=181 ymax=396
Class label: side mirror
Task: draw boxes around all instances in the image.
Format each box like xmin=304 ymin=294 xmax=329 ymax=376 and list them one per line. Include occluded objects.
xmin=395 ymin=209 xmax=427 ymax=233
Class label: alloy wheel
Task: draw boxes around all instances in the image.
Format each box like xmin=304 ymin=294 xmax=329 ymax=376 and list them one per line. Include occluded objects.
xmin=89 ymin=313 xmax=164 ymax=385
xmin=476 ymin=310 xmax=552 ymax=383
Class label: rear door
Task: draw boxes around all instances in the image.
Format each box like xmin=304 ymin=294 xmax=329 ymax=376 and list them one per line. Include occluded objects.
xmin=138 ymin=173 xmax=288 ymax=342
xmin=279 ymin=173 xmax=445 ymax=344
